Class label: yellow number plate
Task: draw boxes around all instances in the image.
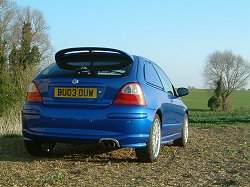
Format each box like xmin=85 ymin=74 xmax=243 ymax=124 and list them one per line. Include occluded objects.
xmin=54 ymin=87 xmax=97 ymax=98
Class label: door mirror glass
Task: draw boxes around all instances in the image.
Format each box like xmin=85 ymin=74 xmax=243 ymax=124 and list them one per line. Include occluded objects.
xmin=177 ymin=87 xmax=189 ymax=97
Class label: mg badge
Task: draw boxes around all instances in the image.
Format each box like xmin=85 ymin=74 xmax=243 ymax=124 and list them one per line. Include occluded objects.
xmin=72 ymin=79 xmax=79 ymax=84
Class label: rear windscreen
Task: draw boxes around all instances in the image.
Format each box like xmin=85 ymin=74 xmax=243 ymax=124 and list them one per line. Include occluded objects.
xmin=39 ymin=62 xmax=132 ymax=78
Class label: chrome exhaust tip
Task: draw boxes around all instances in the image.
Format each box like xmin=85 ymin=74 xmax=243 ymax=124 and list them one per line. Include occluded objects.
xmin=99 ymin=138 xmax=120 ymax=148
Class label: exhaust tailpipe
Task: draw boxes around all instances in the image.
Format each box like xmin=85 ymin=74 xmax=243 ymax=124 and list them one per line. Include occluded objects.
xmin=99 ymin=138 xmax=120 ymax=148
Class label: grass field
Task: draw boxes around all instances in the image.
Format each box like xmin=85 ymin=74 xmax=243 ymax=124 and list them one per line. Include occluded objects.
xmin=181 ymin=89 xmax=250 ymax=126
xmin=182 ymin=88 xmax=250 ymax=111
xmin=188 ymin=110 xmax=250 ymax=126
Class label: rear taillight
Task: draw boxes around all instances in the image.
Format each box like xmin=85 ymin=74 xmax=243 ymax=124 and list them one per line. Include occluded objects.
xmin=26 ymin=82 xmax=42 ymax=102
xmin=113 ymin=83 xmax=146 ymax=106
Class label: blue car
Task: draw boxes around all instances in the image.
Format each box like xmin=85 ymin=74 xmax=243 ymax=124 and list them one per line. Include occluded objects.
xmin=22 ymin=47 xmax=189 ymax=162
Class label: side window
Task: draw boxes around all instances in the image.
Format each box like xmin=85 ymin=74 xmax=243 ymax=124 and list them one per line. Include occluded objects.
xmin=154 ymin=65 xmax=174 ymax=95
xmin=144 ymin=62 xmax=163 ymax=88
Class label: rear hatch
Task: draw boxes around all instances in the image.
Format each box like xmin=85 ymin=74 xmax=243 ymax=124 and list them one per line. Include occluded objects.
xmin=35 ymin=47 xmax=134 ymax=108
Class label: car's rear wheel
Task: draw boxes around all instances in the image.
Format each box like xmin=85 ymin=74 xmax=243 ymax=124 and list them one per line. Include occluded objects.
xmin=24 ymin=140 xmax=55 ymax=156
xmin=135 ymin=114 xmax=161 ymax=162
xmin=174 ymin=114 xmax=189 ymax=147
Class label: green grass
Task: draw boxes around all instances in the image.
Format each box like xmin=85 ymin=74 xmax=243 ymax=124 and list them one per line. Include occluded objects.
xmin=189 ymin=110 xmax=250 ymax=127
xmin=229 ymin=90 xmax=250 ymax=111
xmin=182 ymin=88 xmax=250 ymax=111
xmin=181 ymin=89 xmax=250 ymax=126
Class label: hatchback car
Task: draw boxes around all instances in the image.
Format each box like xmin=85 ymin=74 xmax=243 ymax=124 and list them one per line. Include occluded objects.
xmin=22 ymin=47 xmax=189 ymax=162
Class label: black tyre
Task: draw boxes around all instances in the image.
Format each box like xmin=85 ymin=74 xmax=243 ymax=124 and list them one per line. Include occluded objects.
xmin=135 ymin=114 xmax=161 ymax=162
xmin=24 ymin=140 xmax=55 ymax=156
xmin=173 ymin=114 xmax=189 ymax=147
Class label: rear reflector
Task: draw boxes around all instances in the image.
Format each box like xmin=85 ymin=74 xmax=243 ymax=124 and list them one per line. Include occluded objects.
xmin=26 ymin=82 xmax=42 ymax=102
xmin=113 ymin=83 xmax=146 ymax=106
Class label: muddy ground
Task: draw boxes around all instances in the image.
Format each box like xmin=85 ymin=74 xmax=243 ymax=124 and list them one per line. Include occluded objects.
xmin=0 ymin=125 xmax=249 ymax=186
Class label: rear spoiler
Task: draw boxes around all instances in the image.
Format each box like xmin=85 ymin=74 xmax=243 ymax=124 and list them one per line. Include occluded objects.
xmin=55 ymin=47 xmax=134 ymax=70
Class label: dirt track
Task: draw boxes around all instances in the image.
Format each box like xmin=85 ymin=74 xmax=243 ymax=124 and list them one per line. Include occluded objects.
xmin=0 ymin=125 xmax=249 ymax=186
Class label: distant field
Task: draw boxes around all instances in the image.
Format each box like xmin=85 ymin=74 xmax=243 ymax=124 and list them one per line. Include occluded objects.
xmin=181 ymin=89 xmax=250 ymax=126
xmin=182 ymin=89 xmax=250 ymax=111
xmin=188 ymin=110 xmax=250 ymax=126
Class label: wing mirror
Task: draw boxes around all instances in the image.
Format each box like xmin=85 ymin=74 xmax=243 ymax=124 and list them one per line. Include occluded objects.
xmin=177 ymin=87 xmax=189 ymax=97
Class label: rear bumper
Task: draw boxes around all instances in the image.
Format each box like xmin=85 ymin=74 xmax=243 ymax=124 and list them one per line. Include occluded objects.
xmin=22 ymin=103 xmax=156 ymax=148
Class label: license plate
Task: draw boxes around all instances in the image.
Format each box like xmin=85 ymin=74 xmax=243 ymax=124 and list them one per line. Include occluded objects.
xmin=54 ymin=87 xmax=97 ymax=98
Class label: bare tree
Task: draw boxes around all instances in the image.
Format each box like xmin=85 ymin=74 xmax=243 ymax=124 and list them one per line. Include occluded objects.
xmin=0 ymin=0 xmax=53 ymax=66
xmin=0 ymin=0 xmax=17 ymax=40
xmin=0 ymin=0 xmax=17 ymax=67
xmin=17 ymin=7 xmax=53 ymax=63
xmin=203 ymin=50 xmax=250 ymax=111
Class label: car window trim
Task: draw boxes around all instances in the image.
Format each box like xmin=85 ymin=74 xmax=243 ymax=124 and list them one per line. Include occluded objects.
xmin=143 ymin=61 xmax=164 ymax=91
xmin=152 ymin=63 xmax=176 ymax=95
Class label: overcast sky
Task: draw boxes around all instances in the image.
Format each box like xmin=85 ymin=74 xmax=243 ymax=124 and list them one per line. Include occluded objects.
xmin=17 ymin=0 xmax=250 ymax=89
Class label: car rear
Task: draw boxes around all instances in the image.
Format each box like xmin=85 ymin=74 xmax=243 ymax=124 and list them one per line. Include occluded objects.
xmin=22 ymin=48 xmax=155 ymax=149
